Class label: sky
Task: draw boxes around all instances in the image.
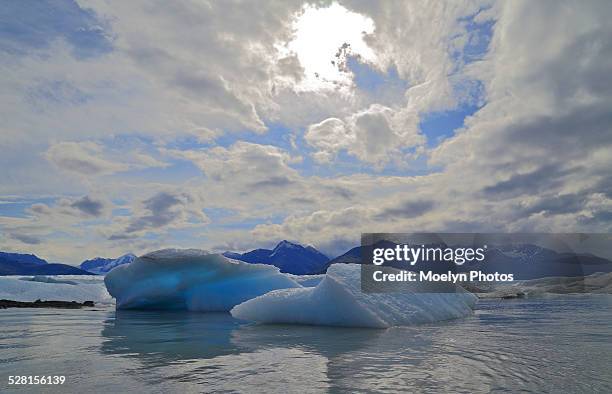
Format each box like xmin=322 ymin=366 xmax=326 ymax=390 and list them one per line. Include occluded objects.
xmin=1 ymin=0 xmax=611 ymax=264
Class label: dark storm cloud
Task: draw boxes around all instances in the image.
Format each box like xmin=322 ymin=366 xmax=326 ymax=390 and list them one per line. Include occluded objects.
xmin=249 ymin=176 xmax=295 ymax=189
xmin=520 ymin=193 xmax=586 ymax=217
xmin=482 ymin=165 xmax=578 ymax=199
xmin=529 ymin=29 xmax=612 ymax=101
xmin=70 ymin=195 xmax=105 ymax=217
xmin=125 ymin=192 xmax=184 ymax=233
xmin=375 ymin=200 xmax=435 ymax=220
xmin=502 ymin=103 xmax=612 ymax=153
xmin=108 ymin=233 xmax=137 ymax=241
xmin=10 ymin=233 xmax=42 ymax=245
xmin=326 ymin=185 xmax=355 ymax=200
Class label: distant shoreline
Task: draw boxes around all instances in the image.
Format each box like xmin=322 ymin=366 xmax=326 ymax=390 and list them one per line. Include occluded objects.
xmin=0 ymin=299 xmax=95 ymax=309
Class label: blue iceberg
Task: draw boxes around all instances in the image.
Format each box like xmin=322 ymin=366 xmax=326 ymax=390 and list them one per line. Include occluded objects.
xmin=104 ymin=249 xmax=300 ymax=311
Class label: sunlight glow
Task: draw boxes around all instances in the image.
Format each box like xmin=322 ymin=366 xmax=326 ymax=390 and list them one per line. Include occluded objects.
xmin=285 ymin=2 xmax=376 ymax=92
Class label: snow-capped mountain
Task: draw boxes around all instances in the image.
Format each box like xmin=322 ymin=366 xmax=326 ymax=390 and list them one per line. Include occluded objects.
xmin=493 ymin=244 xmax=549 ymax=261
xmin=80 ymin=257 xmax=113 ymax=272
xmin=0 ymin=251 xmax=93 ymax=275
xmin=80 ymin=253 xmax=136 ymax=275
xmin=325 ymin=242 xmax=612 ymax=279
xmin=223 ymin=240 xmax=329 ymax=275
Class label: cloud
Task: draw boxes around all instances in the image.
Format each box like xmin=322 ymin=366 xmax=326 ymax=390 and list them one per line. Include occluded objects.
xmin=305 ymin=118 xmax=353 ymax=163
xmin=374 ymin=200 xmax=436 ymax=221
xmin=345 ymin=0 xmax=484 ymax=111
xmin=2 ymin=1 xmax=612 ymax=262
xmin=251 ymin=206 xmax=372 ymax=243
xmin=166 ymin=142 xmax=379 ymax=222
xmin=249 ymin=176 xmax=295 ymax=189
xmin=45 ymin=141 xmax=128 ymax=176
xmin=347 ymin=105 xmax=422 ymax=165
xmin=79 ymin=0 xmax=308 ymax=134
xmin=306 ymin=104 xmax=424 ymax=165
xmin=70 ymin=195 xmax=106 ymax=217
xmin=0 ymin=0 xmax=113 ymax=59
xmin=519 ymin=193 xmax=586 ymax=217
xmin=28 ymin=194 xmax=111 ymax=219
xmin=45 ymin=141 xmax=168 ymax=177
xmin=126 ymin=192 xmax=185 ymax=232
xmin=9 ymin=232 xmax=42 ymax=245
xmin=482 ymin=165 xmax=578 ymax=199
xmin=171 ymin=141 xmax=301 ymax=187
xmin=109 ymin=190 xmax=209 ymax=239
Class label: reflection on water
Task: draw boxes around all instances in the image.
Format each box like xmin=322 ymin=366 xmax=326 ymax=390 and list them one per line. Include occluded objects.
xmin=101 ymin=311 xmax=244 ymax=363
xmin=1 ymin=296 xmax=611 ymax=393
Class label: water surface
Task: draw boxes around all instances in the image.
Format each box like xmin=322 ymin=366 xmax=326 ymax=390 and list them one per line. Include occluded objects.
xmin=1 ymin=296 xmax=611 ymax=393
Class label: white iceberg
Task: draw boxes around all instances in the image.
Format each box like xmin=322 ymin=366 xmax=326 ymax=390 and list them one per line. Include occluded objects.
xmin=0 ymin=275 xmax=112 ymax=304
xmin=231 ymin=264 xmax=478 ymax=328
xmin=104 ymin=249 xmax=301 ymax=311
xmin=477 ymin=271 xmax=612 ymax=299
xmin=286 ymin=273 xmax=325 ymax=287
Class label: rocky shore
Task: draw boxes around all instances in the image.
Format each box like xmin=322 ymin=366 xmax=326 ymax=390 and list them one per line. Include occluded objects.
xmin=0 ymin=299 xmax=95 ymax=309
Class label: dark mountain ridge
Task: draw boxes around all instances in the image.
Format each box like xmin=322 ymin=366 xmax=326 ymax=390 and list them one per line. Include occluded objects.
xmin=223 ymin=240 xmax=329 ymax=275
xmin=0 ymin=251 xmax=92 ymax=276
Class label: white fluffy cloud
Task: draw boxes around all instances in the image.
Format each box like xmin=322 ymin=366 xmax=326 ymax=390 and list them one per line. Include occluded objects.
xmin=306 ymin=104 xmax=424 ymax=165
xmin=177 ymin=141 xmax=301 ymax=184
xmin=305 ymin=118 xmax=353 ymax=162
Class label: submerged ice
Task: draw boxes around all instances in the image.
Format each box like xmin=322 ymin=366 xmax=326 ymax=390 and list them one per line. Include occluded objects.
xmin=231 ymin=263 xmax=478 ymax=328
xmin=104 ymin=249 xmax=300 ymax=311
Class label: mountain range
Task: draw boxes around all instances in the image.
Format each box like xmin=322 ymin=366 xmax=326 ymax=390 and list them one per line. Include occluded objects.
xmin=4 ymin=241 xmax=610 ymax=279
xmin=323 ymin=242 xmax=612 ymax=280
xmin=0 ymin=251 xmax=92 ymax=276
xmin=0 ymin=251 xmax=136 ymax=276
xmin=0 ymin=241 xmax=329 ymax=277
xmin=79 ymin=254 xmax=136 ymax=275
xmin=223 ymin=240 xmax=329 ymax=275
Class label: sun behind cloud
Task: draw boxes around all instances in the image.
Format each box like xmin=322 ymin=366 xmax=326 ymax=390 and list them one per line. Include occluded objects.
xmin=282 ymin=2 xmax=377 ymax=92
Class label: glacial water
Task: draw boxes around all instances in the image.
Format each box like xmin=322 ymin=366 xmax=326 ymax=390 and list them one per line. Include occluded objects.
xmin=1 ymin=296 xmax=611 ymax=393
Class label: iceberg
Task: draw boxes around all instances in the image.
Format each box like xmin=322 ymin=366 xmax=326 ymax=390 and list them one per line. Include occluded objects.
xmin=104 ymin=249 xmax=477 ymax=326
xmin=104 ymin=249 xmax=301 ymax=311
xmin=286 ymin=273 xmax=325 ymax=287
xmin=231 ymin=263 xmax=478 ymax=328
xmin=0 ymin=275 xmax=111 ymax=304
